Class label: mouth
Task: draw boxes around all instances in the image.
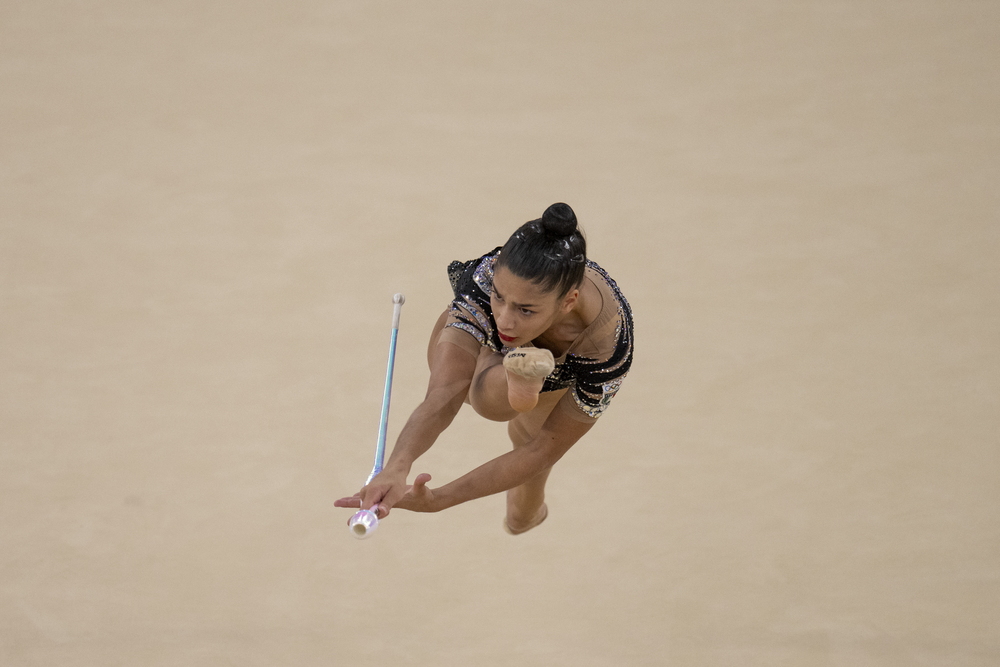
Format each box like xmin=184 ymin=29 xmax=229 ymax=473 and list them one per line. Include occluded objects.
xmin=498 ymin=332 xmax=516 ymax=343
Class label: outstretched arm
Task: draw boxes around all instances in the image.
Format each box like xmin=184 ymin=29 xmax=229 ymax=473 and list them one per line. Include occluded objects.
xmin=334 ymin=340 xmax=476 ymax=513
xmin=394 ymin=403 xmax=594 ymax=513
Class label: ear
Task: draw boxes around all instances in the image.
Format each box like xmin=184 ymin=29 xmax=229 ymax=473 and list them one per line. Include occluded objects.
xmin=560 ymin=288 xmax=579 ymax=314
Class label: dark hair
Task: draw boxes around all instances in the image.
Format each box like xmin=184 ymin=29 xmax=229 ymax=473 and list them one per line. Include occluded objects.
xmin=496 ymin=203 xmax=587 ymax=297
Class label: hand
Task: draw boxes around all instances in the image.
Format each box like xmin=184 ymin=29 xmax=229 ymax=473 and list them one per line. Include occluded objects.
xmin=334 ymin=471 xmax=438 ymax=518
xmin=392 ymin=473 xmax=437 ymax=513
xmin=334 ymin=467 xmax=405 ymax=519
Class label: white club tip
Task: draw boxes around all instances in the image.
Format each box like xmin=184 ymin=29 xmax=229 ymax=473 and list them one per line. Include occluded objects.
xmin=393 ymin=293 xmax=405 ymax=305
xmin=349 ymin=508 xmax=379 ymax=539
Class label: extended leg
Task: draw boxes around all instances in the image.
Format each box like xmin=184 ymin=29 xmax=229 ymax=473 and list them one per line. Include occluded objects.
xmin=503 ymin=413 xmax=553 ymax=534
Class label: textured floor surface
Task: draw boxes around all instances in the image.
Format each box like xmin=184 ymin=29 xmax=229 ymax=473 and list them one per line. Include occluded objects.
xmin=2 ymin=2 xmax=998 ymax=665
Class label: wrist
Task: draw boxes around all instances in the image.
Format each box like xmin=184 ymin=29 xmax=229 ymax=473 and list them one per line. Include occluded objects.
xmin=382 ymin=459 xmax=411 ymax=478
xmin=430 ymin=485 xmax=458 ymax=513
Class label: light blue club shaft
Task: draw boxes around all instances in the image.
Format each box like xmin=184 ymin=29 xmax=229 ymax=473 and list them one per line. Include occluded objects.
xmin=365 ymin=293 xmax=405 ymax=486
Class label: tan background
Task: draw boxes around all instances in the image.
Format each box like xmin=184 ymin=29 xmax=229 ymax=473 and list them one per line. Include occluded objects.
xmin=2 ymin=2 xmax=998 ymax=665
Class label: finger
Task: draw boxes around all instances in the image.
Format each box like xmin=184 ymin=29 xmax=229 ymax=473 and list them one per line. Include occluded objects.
xmin=357 ymin=502 xmax=389 ymax=520
xmin=333 ymin=496 xmax=362 ymax=508
xmin=362 ymin=490 xmax=387 ymax=513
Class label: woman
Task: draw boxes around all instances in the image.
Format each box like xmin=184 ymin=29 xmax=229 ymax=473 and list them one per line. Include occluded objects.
xmin=335 ymin=203 xmax=634 ymax=534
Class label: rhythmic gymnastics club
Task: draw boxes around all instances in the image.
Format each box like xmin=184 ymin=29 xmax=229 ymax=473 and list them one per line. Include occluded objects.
xmin=349 ymin=293 xmax=405 ymax=539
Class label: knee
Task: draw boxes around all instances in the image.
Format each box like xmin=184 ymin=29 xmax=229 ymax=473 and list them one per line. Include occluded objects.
xmin=469 ymin=376 xmax=516 ymax=422
xmin=469 ymin=389 xmax=517 ymax=422
xmin=468 ymin=357 xmax=518 ymax=422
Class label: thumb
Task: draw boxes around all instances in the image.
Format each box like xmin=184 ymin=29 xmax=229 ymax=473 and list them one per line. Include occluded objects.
xmin=362 ymin=488 xmax=386 ymax=512
xmin=412 ymin=473 xmax=432 ymax=489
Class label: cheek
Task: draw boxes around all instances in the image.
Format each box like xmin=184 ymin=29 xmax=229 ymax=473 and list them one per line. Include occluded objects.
xmin=525 ymin=311 xmax=555 ymax=333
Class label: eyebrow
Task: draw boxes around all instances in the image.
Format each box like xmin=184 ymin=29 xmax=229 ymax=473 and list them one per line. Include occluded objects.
xmin=493 ymin=285 xmax=537 ymax=310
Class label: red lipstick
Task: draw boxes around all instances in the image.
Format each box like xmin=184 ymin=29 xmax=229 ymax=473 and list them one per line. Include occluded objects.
xmin=498 ymin=332 xmax=516 ymax=343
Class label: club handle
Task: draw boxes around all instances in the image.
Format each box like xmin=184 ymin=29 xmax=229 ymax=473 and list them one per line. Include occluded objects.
xmin=355 ymin=294 xmax=405 ymax=534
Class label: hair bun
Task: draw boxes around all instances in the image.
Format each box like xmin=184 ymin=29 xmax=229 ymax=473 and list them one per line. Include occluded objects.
xmin=540 ymin=203 xmax=577 ymax=238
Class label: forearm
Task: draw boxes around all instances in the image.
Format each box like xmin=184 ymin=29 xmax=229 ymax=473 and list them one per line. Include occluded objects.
xmin=383 ymin=386 xmax=464 ymax=475
xmin=429 ymin=407 xmax=593 ymax=511
xmin=433 ymin=443 xmax=554 ymax=510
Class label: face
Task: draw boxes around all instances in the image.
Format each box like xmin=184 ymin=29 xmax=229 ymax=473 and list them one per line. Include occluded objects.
xmin=490 ymin=266 xmax=577 ymax=347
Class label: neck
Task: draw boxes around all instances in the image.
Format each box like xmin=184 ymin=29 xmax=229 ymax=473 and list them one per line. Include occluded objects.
xmin=540 ymin=277 xmax=600 ymax=345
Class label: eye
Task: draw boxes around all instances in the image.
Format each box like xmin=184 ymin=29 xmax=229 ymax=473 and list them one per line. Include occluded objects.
xmin=520 ymin=308 xmax=534 ymax=316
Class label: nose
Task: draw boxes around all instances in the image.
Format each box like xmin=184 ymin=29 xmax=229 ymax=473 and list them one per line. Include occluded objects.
xmin=494 ymin=304 xmax=514 ymax=332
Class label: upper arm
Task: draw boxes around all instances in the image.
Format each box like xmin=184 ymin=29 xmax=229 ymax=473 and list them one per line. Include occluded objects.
xmin=423 ymin=339 xmax=478 ymax=414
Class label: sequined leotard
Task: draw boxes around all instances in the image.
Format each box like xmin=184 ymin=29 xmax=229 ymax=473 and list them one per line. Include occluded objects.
xmin=439 ymin=248 xmax=634 ymax=421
